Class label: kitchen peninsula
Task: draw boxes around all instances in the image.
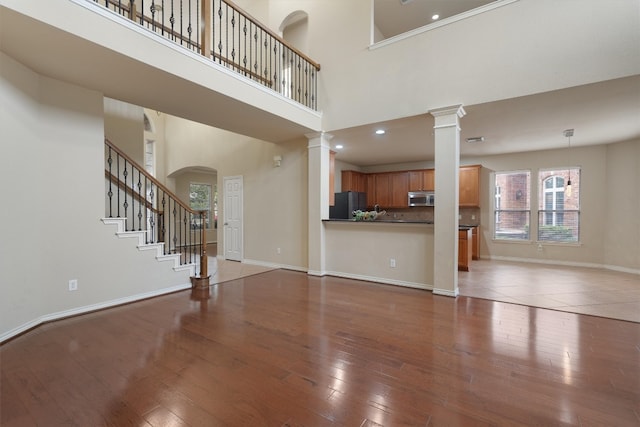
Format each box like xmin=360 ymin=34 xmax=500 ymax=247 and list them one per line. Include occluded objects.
xmin=323 ymin=219 xmax=435 ymax=290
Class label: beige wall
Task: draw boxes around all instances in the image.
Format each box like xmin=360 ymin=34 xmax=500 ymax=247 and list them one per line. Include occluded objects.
xmin=265 ymin=0 xmax=639 ymax=132
xmin=604 ymin=139 xmax=640 ymax=270
xmin=104 ymin=97 xmax=144 ymax=165
xmin=0 ymin=52 xmax=192 ymax=342
xmin=471 ymin=145 xmax=608 ymax=266
xmin=163 ymin=116 xmax=309 ymax=269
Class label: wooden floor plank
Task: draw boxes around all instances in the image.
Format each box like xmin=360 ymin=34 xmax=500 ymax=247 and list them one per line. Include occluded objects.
xmin=1 ymin=270 xmax=638 ymax=426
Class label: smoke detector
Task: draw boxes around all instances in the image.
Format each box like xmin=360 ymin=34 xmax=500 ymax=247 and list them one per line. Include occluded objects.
xmin=399 ymin=0 xmax=414 ymax=4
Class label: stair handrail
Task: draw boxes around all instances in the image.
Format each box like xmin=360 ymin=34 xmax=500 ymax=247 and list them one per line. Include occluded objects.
xmin=104 ymin=138 xmax=209 ymax=280
xmin=92 ymin=0 xmax=321 ymax=110
xmin=106 ymin=139 xmax=192 ymax=214
xmin=220 ymin=0 xmax=321 ymax=71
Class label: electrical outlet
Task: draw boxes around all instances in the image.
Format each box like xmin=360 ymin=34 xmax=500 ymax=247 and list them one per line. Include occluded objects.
xmin=68 ymin=279 xmax=78 ymax=291
xmin=458 ymin=214 xmax=462 ymax=220
xmin=390 ymin=258 xmax=396 ymax=268
xmin=537 ymin=243 xmax=543 ymax=252
xmin=471 ymin=214 xmax=476 ymax=220
xmin=277 ymin=247 xmax=281 ymax=254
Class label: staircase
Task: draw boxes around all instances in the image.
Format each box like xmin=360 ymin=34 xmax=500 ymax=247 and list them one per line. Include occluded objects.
xmin=101 ymin=217 xmax=197 ymax=276
xmin=103 ymin=139 xmax=210 ymax=286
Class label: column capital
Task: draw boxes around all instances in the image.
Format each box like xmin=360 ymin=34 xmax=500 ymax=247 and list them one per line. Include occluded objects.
xmin=305 ymin=132 xmax=333 ymax=149
xmin=429 ymin=105 xmax=466 ymax=130
xmin=429 ymin=104 xmax=466 ymax=119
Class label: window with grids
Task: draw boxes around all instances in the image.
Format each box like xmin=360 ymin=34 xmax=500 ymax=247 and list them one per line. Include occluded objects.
xmin=189 ymin=183 xmax=211 ymax=229
xmin=494 ymin=171 xmax=531 ymax=240
xmin=538 ymin=168 xmax=580 ymax=242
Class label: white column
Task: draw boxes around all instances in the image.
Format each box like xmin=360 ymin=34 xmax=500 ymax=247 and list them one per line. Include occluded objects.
xmin=306 ymin=131 xmax=332 ymax=276
xmin=429 ymin=105 xmax=466 ymax=297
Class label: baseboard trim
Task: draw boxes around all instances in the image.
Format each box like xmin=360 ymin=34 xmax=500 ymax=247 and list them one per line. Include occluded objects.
xmin=602 ymin=264 xmax=640 ymax=275
xmin=488 ymin=255 xmax=639 ymax=275
xmin=432 ymin=288 xmax=459 ymax=297
xmin=242 ymin=258 xmax=307 ymax=273
xmin=0 ymin=282 xmax=192 ymax=344
xmin=325 ymin=271 xmax=432 ymax=291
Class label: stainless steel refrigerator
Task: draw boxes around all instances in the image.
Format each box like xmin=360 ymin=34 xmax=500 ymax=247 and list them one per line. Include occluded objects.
xmin=329 ymin=192 xmax=367 ymax=219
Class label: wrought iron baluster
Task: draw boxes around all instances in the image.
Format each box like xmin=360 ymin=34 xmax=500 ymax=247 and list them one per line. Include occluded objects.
xmin=187 ymin=0 xmax=192 ymax=48
xmin=107 ymin=147 xmax=113 ymax=218
xmin=182 ymin=207 xmax=188 ymax=264
xmin=217 ymin=2 xmax=223 ymax=64
xmin=116 ymin=153 xmax=121 ymax=218
xmin=243 ymin=19 xmax=248 ymax=75
xmin=225 ymin=3 xmax=229 ymax=70
xmin=123 ymin=159 xmax=129 ymax=230
xmin=170 ymin=0 xmax=175 ymax=41
xmin=143 ymin=175 xmax=148 ymax=243
xmin=231 ymin=9 xmax=236 ymax=71
xmin=179 ymin=0 xmax=183 ymax=46
xmin=137 ymin=170 xmax=143 ymax=231
xmin=161 ymin=192 xmax=167 ymax=253
xmin=172 ymin=200 xmax=177 ymax=254
xmin=149 ymin=182 xmax=155 ymax=243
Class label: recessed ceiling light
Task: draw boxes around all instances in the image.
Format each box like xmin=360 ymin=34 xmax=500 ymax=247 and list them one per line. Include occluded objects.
xmin=375 ymin=129 xmax=386 ymax=135
xmin=335 ymin=144 xmax=343 ymax=150
xmin=432 ymin=14 xmax=440 ymax=20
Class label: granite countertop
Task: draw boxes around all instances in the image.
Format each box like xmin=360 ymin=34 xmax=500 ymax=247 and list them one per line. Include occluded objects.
xmin=323 ymin=218 xmax=433 ymax=224
xmin=324 ymin=219 xmax=480 ymax=227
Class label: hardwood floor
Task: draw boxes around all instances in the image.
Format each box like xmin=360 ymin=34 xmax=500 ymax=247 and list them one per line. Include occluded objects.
xmin=2 ymin=270 xmax=639 ymax=426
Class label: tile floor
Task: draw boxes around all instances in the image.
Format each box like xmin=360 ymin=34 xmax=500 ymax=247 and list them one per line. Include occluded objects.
xmin=201 ymin=244 xmax=275 ymax=284
xmin=458 ymin=259 xmax=640 ymax=323
xmin=199 ymin=244 xmax=639 ymax=323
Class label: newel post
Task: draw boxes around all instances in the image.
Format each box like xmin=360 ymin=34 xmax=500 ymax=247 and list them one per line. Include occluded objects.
xmin=201 ymin=0 xmax=212 ymax=59
xmin=191 ymin=210 xmax=211 ymax=288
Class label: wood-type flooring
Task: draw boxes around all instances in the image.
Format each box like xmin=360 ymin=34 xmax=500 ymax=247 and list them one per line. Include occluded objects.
xmin=2 ymin=270 xmax=639 ymax=426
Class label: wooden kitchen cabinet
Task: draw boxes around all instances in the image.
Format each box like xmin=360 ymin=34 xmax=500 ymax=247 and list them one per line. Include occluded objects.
xmin=408 ymin=169 xmax=434 ymax=191
xmin=471 ymin=226 xmax=480 ymax=260
xmin=366 ymin=174 xmax=376 ymax=207
xmin=458 ymin=228 xmax=472 ymax=271
xmin=459 ymin=165 xmax=481 ymax=207
xmin=390 ymin=172 xmax=409 ymax=207
xmin=374 ymin=174 xmax=391 ymax=207
xmin=341 ymin=170 xmax=366 ymax=193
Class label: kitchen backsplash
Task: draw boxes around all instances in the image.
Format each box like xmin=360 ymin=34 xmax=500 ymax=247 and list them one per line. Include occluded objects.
xmin=381 ymin=207 xmax=480 ymax=224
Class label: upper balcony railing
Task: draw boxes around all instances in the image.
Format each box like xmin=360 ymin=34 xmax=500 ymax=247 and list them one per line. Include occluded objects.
xmin=93 ymin=0 xmax=321 ymax=110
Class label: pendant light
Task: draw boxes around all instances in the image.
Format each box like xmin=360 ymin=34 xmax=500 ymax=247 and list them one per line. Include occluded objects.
xmin=563 ymin=129 xmax=574 ymax=198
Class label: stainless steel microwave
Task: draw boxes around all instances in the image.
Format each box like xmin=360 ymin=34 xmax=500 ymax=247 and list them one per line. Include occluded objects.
xmin=408 ymin=191 xmax=434 ymax=207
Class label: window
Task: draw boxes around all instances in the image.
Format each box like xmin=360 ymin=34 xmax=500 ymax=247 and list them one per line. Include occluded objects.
xmin=538 ymin=168 xmax=580 ymax=242
xmin=189 ymin=183 xmax=211 ymax=229
xmin=494 ymin=171 xmax=530 ymax=240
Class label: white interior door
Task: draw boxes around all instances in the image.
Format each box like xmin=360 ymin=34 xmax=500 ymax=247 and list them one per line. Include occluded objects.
xmin=223 ymin=176 xmax=243 ymax=261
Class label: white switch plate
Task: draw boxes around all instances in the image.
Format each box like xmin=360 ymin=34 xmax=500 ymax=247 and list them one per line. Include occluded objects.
xmin=68 ymin=279 xmax=78 ymax=291
xmin=390 ymin=258 xmax=396 ymax=268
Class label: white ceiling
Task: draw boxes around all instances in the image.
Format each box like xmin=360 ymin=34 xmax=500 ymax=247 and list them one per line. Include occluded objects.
xmin=328 ymin=75 xmax=640 ymax=166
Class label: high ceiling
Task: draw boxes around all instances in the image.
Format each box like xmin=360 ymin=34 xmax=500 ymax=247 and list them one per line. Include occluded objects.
xmin=327 ymin=0 xmax=640 ymax=166
xmin=328 ymin=75 xmax=640 ymax=166
xmin=374 ymin=0 xmax=496 ymax=39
